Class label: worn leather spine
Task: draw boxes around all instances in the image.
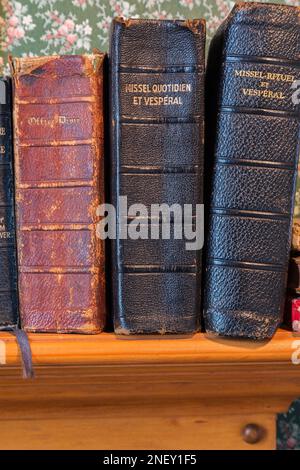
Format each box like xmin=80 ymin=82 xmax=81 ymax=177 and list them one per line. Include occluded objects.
xmin=204 ymin=3 xmax=300 ymax=340
xmin=10 ymin=54 xmax=106 ymax=333
xmin=0 ymin=77 xmax=18 ymax=328
xmin=110 ymin=18 xmax=205 ymax=334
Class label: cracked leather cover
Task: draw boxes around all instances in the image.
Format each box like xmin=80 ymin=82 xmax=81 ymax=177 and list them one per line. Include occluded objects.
xmin=110 ymin=18 xmax=205 ymax=334
xmin=0 ymin=77 xmax=18 ymax=328
xmin=10 ymin=54 xmax=106 ymax=333
xmin=204 ymin=2 xmax=300 ymax=340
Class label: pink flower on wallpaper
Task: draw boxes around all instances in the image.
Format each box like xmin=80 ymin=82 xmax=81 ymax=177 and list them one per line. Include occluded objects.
xmin=1 ymin=1 xmax=35 ymax=51
xmin=14 ymin=27 xmax=25 ymax=39
xmin=151 ymin=10 xmax=173 ymax=20
xmin=66 ymin=34 xmax=78 ymax=45
xmin=73 ymin=0 xmax=88 ymax=8
xmin=41 ymin=11 xmax=92 ymax=54
xmin=216 ymin=0 xmax=232 ymax=18
xmin=65 ymin=19 xmax=75 ymax=31
xmin=8 ymin=16 xmax=19 ymax=28
xmin=97 ymin=19 xmax=110 ymax=34
xmin=109 ymin=0 xmax=136 ymax=18
xmin=179 ymin=0 xmax=195 ymax=11
xmin=56 ymin=19 xmax=75 ymax=38
xmin=57 ymin=25 xmax=68 ymax=36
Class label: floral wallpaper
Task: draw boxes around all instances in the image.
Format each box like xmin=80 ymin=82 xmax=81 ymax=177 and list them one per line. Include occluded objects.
xmin=0 ymin=0 xmax=297 ymax=75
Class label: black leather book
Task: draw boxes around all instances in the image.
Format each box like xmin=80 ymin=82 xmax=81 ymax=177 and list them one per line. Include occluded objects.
xmin=204 ymin=2 xmax=300 ymax=340
xmin=110 ymin=18 xmax=205 ymax=334
xmin=0 ymin=77 xmax=18 ymax=328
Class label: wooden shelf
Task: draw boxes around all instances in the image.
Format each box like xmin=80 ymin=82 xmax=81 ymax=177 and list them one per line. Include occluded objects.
xmin=0 ymin=328 xmax=299 ymax=450
xmin=1 ymin=327 xmax=298 ymax=367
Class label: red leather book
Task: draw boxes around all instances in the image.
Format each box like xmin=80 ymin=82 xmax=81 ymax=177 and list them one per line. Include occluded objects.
xmin=10 ymin=54 xmax=106 ymax=333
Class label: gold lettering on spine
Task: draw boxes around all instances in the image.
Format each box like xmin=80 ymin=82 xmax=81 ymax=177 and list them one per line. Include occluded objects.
xmin=241 ymin=89 xmax=285 ymax=100
xmin=234 ymin=70 xmax=294 ymax=82
xmin=234 ymin=68 xmax=295 ymax=101
xmin=144 ymin=96 xmax=183 ymax=106
xmin=125 ymin=83 xmax=192 ymax=93
xmin=27 ymin=115 xmax=80 ymax=126
xmin=0 ymin=126 xmax=6 ymax=157
xmin=58 ymin=115 xmax=80 ymax=125
xmin=125 ymin=82 xmax=192 ymax=107
xmin=0 ymin=217 xmax=11 ymax=239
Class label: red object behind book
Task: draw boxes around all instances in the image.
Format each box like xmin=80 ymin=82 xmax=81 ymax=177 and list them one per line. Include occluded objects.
xmin=292 ymin=299 xmax=300 ymax=333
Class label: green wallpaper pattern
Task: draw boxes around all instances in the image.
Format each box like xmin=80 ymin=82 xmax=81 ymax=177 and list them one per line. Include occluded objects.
xmin=0 ymin=0 xmax=297 ymax=72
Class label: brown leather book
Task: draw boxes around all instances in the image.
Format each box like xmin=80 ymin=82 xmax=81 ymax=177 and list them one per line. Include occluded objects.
xmin=10 ymin=53 xmax=106 ymax=333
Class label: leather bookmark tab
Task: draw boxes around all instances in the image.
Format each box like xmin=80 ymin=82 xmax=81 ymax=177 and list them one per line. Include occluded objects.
xmin=13 ymin=329 xmax=34 ymax=379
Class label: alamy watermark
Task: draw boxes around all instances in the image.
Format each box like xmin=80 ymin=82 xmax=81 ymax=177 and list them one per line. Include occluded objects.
xmin=292 ymin=80 xmax=300 ymax=105
xmin=96 ymin=197 xmax=204 ymax=251
xmin=0 ymin=341 xmax=6 ymax=365
xmin=291 ymin=340 xmax=300 ymax=365
xmin=94 ymin=81 xmax=299 ymax=253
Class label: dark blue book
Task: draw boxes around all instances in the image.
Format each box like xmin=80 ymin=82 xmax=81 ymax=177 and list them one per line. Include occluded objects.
xmin=0 ymin=77 xmax=18 ymax=328
xmin=204 ymin=3 xmax=300 ymax=339
xmin=110 ymin=19 xmax=206 ymax=334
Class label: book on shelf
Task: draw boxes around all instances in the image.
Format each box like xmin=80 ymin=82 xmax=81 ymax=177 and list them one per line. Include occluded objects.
xmin=0 ymin=77 xmax=18 ymax=329
xmin=204 ymin=2 xmax=300 ymax=340
xmin=109 ymin=18 xmax=206 ymax=334
xmin=10 ymin=53 xmax=107 ymax=333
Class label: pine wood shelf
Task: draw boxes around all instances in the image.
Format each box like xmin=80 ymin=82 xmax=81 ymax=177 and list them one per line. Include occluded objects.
xmin=0 ymin=328 xmax=299 ymax=450
xmin=0 ymin=328 xmax=298 ymax=367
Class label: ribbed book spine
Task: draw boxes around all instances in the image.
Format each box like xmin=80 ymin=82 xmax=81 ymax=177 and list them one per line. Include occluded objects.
xmin=110 ymin=19 xmax=205 ymax=334
xmin=204 ymin=3 xmax=300 ymax=339
xmin=0 ymin=77 xmax=18 ymax=328
xmin=10 ymin=54 xmax=106 ymax=333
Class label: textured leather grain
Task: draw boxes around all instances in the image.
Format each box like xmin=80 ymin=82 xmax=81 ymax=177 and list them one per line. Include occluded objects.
xmin=110 ymin=18 xmax=205 ymax=334
xmin=204 ymin=2 xmax=300 ymax=340
xmin=10 ymin=54 xmax=106 ymax=333
xmin=0 ymin=77 xmax=18 ymax=328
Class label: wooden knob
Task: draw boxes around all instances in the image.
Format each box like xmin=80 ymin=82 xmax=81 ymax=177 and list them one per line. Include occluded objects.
xmin=242 ymin=423 xmax=264 ymax=444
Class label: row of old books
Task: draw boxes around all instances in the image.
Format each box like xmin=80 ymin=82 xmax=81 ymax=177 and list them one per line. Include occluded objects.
xmin=0 ymin=2 xmax=299 ymax=341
